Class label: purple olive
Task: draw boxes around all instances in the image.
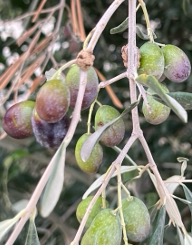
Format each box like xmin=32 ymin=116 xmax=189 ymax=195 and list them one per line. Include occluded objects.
xmin=3 ymin=100 xmax=35 ymax=139
xmin=31 ymin=109 xmax=70 ymax=148
xmin=162 ymin=44 xmax=191 ymax=83
xmin=36 ymin=79 xmax=70 ymax=123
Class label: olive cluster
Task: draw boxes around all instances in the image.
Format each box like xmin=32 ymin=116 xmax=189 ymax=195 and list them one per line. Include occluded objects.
xmin=76 ymin=195 xmax=151 ymax=245
xmin=138 ymin=42 xmax=191 ymax=125
xmin=75 ymin=105 xmax=125 ymax=174
xmin=2 ymin=64 xmax=99 ymax=148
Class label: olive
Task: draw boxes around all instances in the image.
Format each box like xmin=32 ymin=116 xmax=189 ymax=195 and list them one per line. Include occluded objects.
xmin=142 ymin=84 xmax=170 ymax=125
xmin=75 ymin=133 xmax=103 ymax=173
xmin=3 ymin=100 xmax=35 ymax=139
xmin=76 ymin=196 xmax=108 ymax=228
xmin=31 ymin=108 xmax=70 ymax=148
xmin=81 ymin=209 xmax=122 ymax=245
xmin=122 ymin=196 xmax=151 ymax=242
xmin=94 ymin=105 xmax=125 ymax=147
xmin=162 ymin=44 xmax=191 ymax=83
xmin=65 ymin=64 xmax=99 ymax=110
xmin=36 ymin=79 xmax=70 ymax=123
xmin=138 ymin=42 xmax=164 ymax=80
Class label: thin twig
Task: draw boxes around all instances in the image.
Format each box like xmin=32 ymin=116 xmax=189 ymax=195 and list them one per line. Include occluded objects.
xmin=96 ymin=68 xmax=124 ymax=109
xmin=87 ymin=0 xmax=125 ymax=52
xmin=99 ymin=72 xmax=127 ymax=88
xmin=76 ymin=0 xmax=86 ymax=41
xmin=32 ymin=0 xmax=47 ymax=22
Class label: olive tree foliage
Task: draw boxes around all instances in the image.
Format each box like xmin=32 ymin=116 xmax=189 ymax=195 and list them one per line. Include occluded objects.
xmin=0 ymin=0 xmax=192 ymax=245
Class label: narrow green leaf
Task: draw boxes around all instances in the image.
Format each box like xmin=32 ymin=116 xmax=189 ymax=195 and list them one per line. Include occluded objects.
xmin=110 ymin=17 xmax=128 ymax=34
xmin=136 ymin=25 xmax=149 ymax=40
xmin=165 ymin=175 xmax=185 ymax=194
xmin=136 ymin=75 xmax=188 ymax=123
xmin=0 ymin=211 xmax=23 ymax=242
xmin=168 ymin=92 xmax=192 ymax=110
xmin=166 ymin=94 xmax=188 ymax=123
xmin=177 ymin=225 xmax=184 ymax=245
xmin=82 ymin=165 xmax=139 ymax=199
xmin=25 ymin=217 xmax=40 ymax=245
xmin=152 ymin=92 xmax=192 ymax=111
xmin=182 ymin=184 xmax=192 ymax=232
xmin=182 ymin=0 xmax=191 ymax=16
xmin=184 ymin=233 xmax=192 ymax=245
xmin=110 ymin=18 xmax=149 ymax=40
xmin=40 ymin=145 xmax=66 ymax=217
xmin=182 ymin=184 xmax=192 ymax=213
xmin=149 ymin=206 xmax=166 ymax=245
xmin=80 ymin=101 xmax=139 ymax=162
xmin=45 ymin=68 xmax=57 ymax=80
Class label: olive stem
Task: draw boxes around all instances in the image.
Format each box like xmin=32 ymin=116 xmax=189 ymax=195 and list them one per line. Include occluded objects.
xmin=138 ymin=0 xmax=154 ymax=42
xmin=127 ymin=0 xmax=186 ymax=232
xmin=87 ymin=99 xmax=97 ymax=134
xmin=87 ymin=0 xmax=125 ymax=52
xmin=99 ymin=72 xmax=127 ymax=88
xmin=101 ymin=189 xmax=107 ymax=209
xmin=116 ymin=166 xmax=129 ymax=245
xmin=113 ymin=146 xmax=137 ymax=166
xmin=51 ymin=59 xmax=76 ymax=80
xmin=139 ymin=136 xmax=186 ymax=230
xmin=121 ymin=183 xmax=131 ymax=197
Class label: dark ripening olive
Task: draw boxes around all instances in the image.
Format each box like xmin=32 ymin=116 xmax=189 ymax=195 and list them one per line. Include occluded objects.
xmin=94 ymin=105 xmax=125 ymax=147
xmin=76 ymin=196 xmax=108 ymax=228
xmin=75 ymin=133 xmax=103 ymax=173
xmin=122 ymin=197 xmax=151 ymax=243
xmin=81 ymin=209 xmax=122 ymax=245
xmin=162 ymin=44 xmax=191 ymax=83
xmin=36 ymin=79 xmax=70 ymax=123
xmin=142 ymin=84 xmax=170 ymax=125
xmin=31 ymin=109 xmax=70 ymax=148
xmin=65 ymin=64 xmax=99 ymax=110
xmin=3 ymin=100 xmax=35 ymax=139
xmin=138 ymin=42 xmax=165 ymax=80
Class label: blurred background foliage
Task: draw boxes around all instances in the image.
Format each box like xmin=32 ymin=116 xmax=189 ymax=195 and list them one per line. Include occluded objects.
xmin=0 ymin=0 xmax=192 ymax=245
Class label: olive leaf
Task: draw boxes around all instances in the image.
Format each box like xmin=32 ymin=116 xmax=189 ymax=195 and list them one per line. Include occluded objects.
xmin=110 ymin=17 xmax=128 ymax=34
xmin=45 ymin=68 xmax=65 ymax=82
xmin=149 ymin=206 xmax=166 ymax=245
xmin=177 ymin=226 xmax=192 ymax=245
xmin=0 ymin=210 xmax=24 ymax=242
xmin=165 ymin=175 xmax=185 ymax=195
xmin=184 ymin=233 xmax=192 ymax=245
xmin=45 ymin=68 xmax=57 ymax=80
xmin=110 ymin=18 xmax=149 ymax=40
xmin=182 ymin=0 xmax=192 ymax=16
xmin=25 ymin=212 xmax=40 ymax=245
xmin=136 ymin=24 xmax=151 ymax=40
xmin=82 ymin=165 xmax=139 ymax=199
xmin=136 ymin=74 xmax=188 ymax=123
xmin=80 ymin=101 xmax=139 ymax=162
xmin=181 ymin=184 xmax=192 ymax=232
xmin=177 ymin=225 xmax=184 ymax=245
xmin=40 ymin=144 xmax=66 ymax=218
xmin=168 ymin=92 xmax=192 ymax=110
xmin=153 ymin=92 xmax=192 ymax=111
